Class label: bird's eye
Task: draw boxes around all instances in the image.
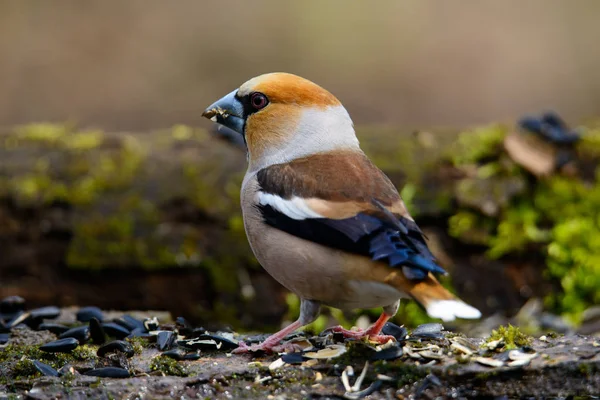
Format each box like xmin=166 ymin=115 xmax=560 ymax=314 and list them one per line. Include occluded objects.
xmin=250 ymin=92 xmax=268 ymax=110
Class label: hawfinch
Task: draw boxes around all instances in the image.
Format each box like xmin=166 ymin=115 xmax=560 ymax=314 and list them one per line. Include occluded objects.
xmin=203 ymin=73 xmax=481 ymax=353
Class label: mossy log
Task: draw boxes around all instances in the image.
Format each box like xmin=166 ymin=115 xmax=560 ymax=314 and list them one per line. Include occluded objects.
xmin=0 ymin=122 xmax=599 ymax=330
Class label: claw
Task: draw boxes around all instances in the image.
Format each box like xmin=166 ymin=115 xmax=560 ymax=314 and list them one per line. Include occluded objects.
xmin=328 ymin=325 xmax=396 ymax=344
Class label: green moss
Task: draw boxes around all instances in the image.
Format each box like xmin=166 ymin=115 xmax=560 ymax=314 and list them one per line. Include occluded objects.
xmin=486 ymin=202 xmax=549 ymax=259
xmin=150 ymin=356 xmax=188 ymax=377
xmin=373 ymin=361 xmax=427 ymax=387
xmin=448 ymin=210 xmax=493 ymax=245
xmin=15 ymin=122 xmax=71 ymax=143
xmin=578 ymin=127 xmax=600 ymax=154
xmin=474 ymin=370 xmax=500 ymax=381
xmin=577 ymin=362 xmax=597 ymax=377
xmin=66 ymin=208 xmax=178 ymax=270
xmin=484 ymin=324 xmax=532 ymax=350
xmin=449 ymin=124 xmax=508 ymax=166
xmin=71 ymin=345 xmax=98 ymax=361
xmin=63 ymin=130 xmax=104 ymax=151
xmin=126 ymin=337 xmax=149 ymax=355
xmin=0 ymin=342 xmax=99 ymax=381
xmin=445 ymin=122 xmax=600 ymax=324
xmin=1 ymin=124 xmax=145 ymax=207
xmin=12 ymin=359 xmax=39 ymax=379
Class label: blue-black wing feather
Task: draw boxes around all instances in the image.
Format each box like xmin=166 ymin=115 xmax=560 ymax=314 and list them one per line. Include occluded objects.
xmin=258 ymin=204 xmax=446 ymax=280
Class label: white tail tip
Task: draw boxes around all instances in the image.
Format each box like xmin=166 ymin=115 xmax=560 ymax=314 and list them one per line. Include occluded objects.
xmin=426 ymin=300 xmax=482 ymax=322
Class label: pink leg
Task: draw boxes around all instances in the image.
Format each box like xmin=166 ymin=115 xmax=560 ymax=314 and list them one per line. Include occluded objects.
xmin=233 ymin=299 xmax=320 ymax=354
xmin=329 ymin=313 xmax=396 ymax=344
xmin=233 ymin=320 xmax=304 ymax=354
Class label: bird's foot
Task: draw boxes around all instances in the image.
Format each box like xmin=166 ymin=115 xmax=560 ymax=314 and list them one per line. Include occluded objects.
xmin=232 ymin=319 xmax=306 ymax=355
xmin=327 ymin=325 xmax=395 ymax=344
xmin=232 ymin=340 xmax=304 ymax=354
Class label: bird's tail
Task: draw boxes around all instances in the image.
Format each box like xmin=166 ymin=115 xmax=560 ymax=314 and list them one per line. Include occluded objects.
xmin=386 ymin=272 xmax=481 ymax=322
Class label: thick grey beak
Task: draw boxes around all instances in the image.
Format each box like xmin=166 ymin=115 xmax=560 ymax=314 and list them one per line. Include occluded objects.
xmin=202 ymin=90 xmax=245 ymax=135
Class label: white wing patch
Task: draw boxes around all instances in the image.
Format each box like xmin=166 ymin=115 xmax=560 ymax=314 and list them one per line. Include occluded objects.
xmin=426 ymin=300 xmax=482 ymax=322
xmin=257 ymin=192 xmax=324 ymax=220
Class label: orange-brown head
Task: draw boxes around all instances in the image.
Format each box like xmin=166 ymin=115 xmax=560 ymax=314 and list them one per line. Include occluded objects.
xmin=203 ymin=73 xmax=360 ymax=171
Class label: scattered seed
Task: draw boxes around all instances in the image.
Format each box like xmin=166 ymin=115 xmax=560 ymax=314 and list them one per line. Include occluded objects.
xmin=161 ymin=348 xmax=186 ymax=360
xmin=474 ymin=356 xmax=505 ymax=368
xmin=84 ymin=367 xmax=130 ymax=378
xmin=101 ymin=322 xmax=131 ymax=339
xmin=419 ymin=350 xmax=444 ymax=360
xmin=485 ymin=339 xmax=504 ymax=351
xmin=59 ymin=326 xmax=90 ymax=344
xmin=38 ymin=323 xmax=70 ymax=336
xmin=0 ymin=296 xmax=25 ymax=314
xmin=97 ymin=340 xmax=135 ymax=358
xmin=268 ymin=358 xmax=285 ymax=371
xmin=412 ymin=323 xmax=444 ymax=338
xmin=33 ymin=360 xmax=59 ymax=377
xmin=0 ymin=333 xmax=9 ymax=344
xmin=381 ymin=322 xmax=408 ymax=341
xmin=507 ymin=359 xmax=531 ymax=367
xmin=302 ymin=359 xmax=318 ymax=367
xmin=508 ymin=350 xmax=538 ymax=365
xmin=89 ymin=317 xmax=106 ymax=345
xmin=450 ymin=336 xmax=478 ymax=351
xmin=40 ymin=338 xmax=79 ymax=353
xmin=281 ymin=352 xmax=306 ymax=364
xmin=183 ymin=352 xmax=201 ymax=361
xmin=404 ymin=346 xmax=422 ymax=359
xmin=143 ymin=317 xmax=159 ymax=332
xmin=371 ymin=345 xmax=403 ymax=361
xmin=351 ymin=361 xmax=369 ymax=392
xmin=177 ymin=338 xmax=220 ymax=351
xmin=157 ymin=331 xmax=175 ymax=351
xmin=254 ymin=375 xmax=271 ymax=384
xmin=127 ymin=327 xmax=152 ymax=338
xmin=29 ymin=306 xmax=61 ymax=321
xmin=190 ymin=334 xmax=238 ymax=350
xmin=341 ymin=366 xmax=352 ymax=392
xmin=7 ymin=312 xmax=30 ymax=329
xmin=304 ymin=345 xmax=347 ymax=359
xmin=114 ymin=315 xmax=144 ymax=332
xmin=175 ymin=317 xmax=193 ymax=336
xmin=76 ymin=306 xmax=104 ymax=323
xmin=451 ymin=342 xmax=473 ymax=355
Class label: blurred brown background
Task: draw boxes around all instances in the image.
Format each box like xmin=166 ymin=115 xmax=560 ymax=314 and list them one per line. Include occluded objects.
xmin=1 ymin=0 xmax=600 ymax=131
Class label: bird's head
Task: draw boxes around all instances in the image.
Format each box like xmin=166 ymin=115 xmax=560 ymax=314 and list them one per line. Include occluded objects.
xmin=202 ymin=73 xmax=359 ymax=170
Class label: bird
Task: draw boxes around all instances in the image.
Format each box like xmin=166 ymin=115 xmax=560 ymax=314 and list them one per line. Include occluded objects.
xmin=202 ymin=72 xmax=481 ymax=353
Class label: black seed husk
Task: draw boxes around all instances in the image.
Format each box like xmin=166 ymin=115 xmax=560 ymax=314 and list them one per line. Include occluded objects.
xmin=101 ymin=322 xmax=130 ymax=339
xmin=33 ymin=360 xmax=59 ymax=377
xmin=76 ymin=306 xmax=104 ymax=323
xmin=59 ymin=326 xmax=90 ymax=344
xmin=84 ymin=367 xmax=130 ymax=378
xmin=40 ymin=338 xmax=79 ymax=353
xmin=97 ymin=340 xmax=135 ymax=358
xmin=89 ymin=317 xmax=106 ymax=345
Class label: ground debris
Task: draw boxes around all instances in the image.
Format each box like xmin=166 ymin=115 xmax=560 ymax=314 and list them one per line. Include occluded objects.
xmin=1 ymin=311 xmax=598 ymax=399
